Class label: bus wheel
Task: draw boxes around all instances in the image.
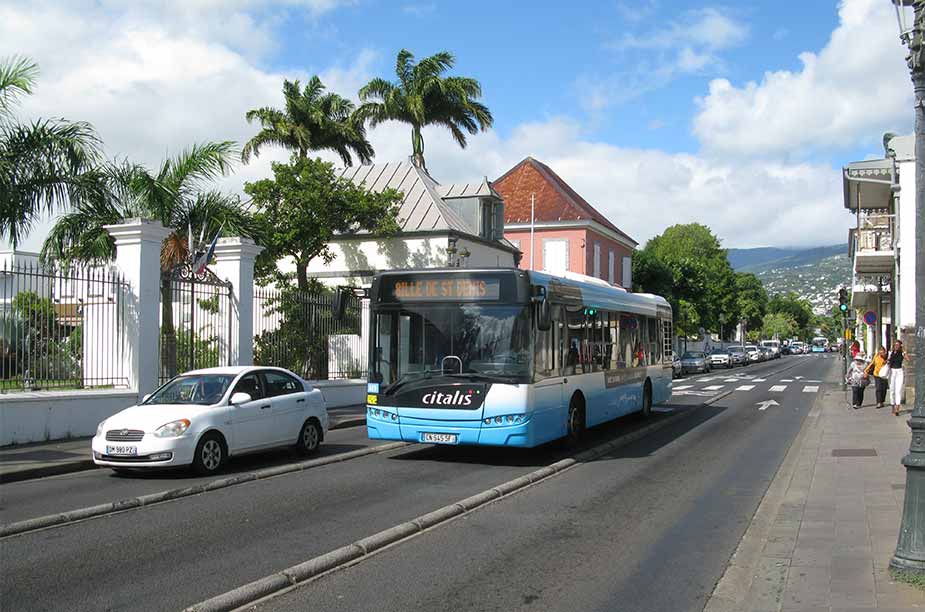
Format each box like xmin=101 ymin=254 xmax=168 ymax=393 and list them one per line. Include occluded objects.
xmin=641 ymin=382 xmax=653 ymax=419
xmin=565 ymin=395 xmax=585 ymax=446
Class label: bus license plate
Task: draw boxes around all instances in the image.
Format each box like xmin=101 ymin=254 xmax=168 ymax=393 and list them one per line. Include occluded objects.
xmin=422 ymin=432 xmax=458 ymax=445
xmin=106 ymin=445 xmax=137 ymax=456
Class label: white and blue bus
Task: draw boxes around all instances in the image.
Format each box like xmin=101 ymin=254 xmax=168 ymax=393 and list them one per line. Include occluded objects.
xmin=811 ymin=337 xmax=829 ymax=353
xmin=365 ymin=268 xmax=674 ymax=448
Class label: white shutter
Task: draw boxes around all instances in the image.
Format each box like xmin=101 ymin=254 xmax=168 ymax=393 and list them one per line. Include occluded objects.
xmin=593 ymin=243 xmax=601 ymax=278
xmin=622 ymin=256 xmax=632 ymax=288
xmin=543 ymin=239 xmax=569 ymax=274
xmin=608 ymin=251 xmax=615 ymax=284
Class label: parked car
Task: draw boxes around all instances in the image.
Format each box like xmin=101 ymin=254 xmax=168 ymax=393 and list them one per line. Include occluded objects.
xmin=780 ymin=345 xmax=791 ymax=356
xmin=759 ymin=340 xmax=781 ymax=359
xmin=759 ymin=347 xmax=774 ymax=361
xmin=672 ymin=355 xmax=683 ymax=378
xmin=790 ymin=341 xmax=805 ymax=355
xmin=728 ymin=348 xmax=748 ymax=367
xmin=709 ymin=348 xmax=732 ymax=369
xmin=680 ymin=351 xmax=711 ymax=374
xmin=744 ymin=345 xmax=762 ymax=363
xmin=92 ymin=366 xmax=329 ymax=475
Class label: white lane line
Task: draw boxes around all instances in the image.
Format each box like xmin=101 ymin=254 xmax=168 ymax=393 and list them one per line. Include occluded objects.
xmin=805 ymin=379 xmax=821 ymax=383
xmin=673 ymin=385 xmax=693 ymax=390
xmin=780 ymin=379 xmax=793 ymax=382
xmin=753 ymin=378 xmax=767 ymax=382
xmin=724 ymin=378 xmax=740 ymax=383
xmin=703 ymin=385 xmax=724 ymax=391
xmin=735 ymin=385 xmax=755 ymax=391
xmin=802 ymin=385 xmax=819 ymax=393
xmin=769 ymin=385 xmax=787 ymax=392
xmin=698 ymin=377 xmax=718 ymax=382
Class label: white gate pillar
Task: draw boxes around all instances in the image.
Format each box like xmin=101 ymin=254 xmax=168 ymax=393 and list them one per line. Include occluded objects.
xmin=211 ymin=238 xmax=264 ymax=366
xmin=104 ymin=218 xmax=171 ymax=400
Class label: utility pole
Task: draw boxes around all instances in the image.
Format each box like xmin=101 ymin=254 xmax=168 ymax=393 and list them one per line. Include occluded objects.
xmin=529 ymin=193 xmax=535 ymax=270
xmin=890 ymin=0 xmax=925 ymax=575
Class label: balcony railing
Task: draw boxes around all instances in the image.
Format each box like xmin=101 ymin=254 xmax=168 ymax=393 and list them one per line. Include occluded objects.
xmin=850 ymin=212 xmax=895 ymax=275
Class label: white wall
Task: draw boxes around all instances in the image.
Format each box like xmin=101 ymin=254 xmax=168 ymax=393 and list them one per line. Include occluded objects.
xmin=455 ymin=237 xmax=517 ymax=268
xmin=310 ymin=379 xmax=366 ymax=408
xmin=0 ymin=390 xmax=138 ymax=445
xmin=897 ymin=157 xmax=916 ymax=330
xmin=304 ymin=236 xmax=450 ymax=285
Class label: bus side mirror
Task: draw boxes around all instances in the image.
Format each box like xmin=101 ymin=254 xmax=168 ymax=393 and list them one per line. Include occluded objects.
xmin=536 ymin=297 xmax=551 ymax=331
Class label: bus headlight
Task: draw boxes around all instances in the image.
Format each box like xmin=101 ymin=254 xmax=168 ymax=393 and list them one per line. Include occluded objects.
xmin=482 ymin=415 xmax=526 ymax=427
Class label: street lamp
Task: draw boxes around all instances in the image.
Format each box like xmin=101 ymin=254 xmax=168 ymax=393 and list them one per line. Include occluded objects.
xmin=890 ymin=0 xmax=925 ymax=575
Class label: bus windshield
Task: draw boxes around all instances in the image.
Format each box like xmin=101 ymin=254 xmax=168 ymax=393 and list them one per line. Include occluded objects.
xmin=372 ymin=303 xmax=532 ymax=390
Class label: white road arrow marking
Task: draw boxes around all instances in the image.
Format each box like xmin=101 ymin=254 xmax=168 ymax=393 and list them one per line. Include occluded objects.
xmin=794 ymin=376 xmax=804 ymax=380
xmin=757 ymin=400 xmax=780 ymax=411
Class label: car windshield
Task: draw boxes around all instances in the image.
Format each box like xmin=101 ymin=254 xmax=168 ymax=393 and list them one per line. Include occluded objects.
xmin=372 ymin=303 xmax=532 ymax=391
xmin=681 ymin=352 xmax=701 ymax=359
xmin=145 ymin=374 xmax=235 ymax=406
xmin=711 ymin=349 xmax=727 ymax=355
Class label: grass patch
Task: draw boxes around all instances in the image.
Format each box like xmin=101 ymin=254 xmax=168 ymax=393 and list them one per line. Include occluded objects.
xmin=890 ymin=567 xmax=925 ymax=591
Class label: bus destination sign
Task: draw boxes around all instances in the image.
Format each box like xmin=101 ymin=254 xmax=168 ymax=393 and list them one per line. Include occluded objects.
xmin=387 ymin=277 xmax=501 ymax=301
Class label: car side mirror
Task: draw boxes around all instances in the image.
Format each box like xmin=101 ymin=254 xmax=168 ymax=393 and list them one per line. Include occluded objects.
xmin=230 ymin=392 xmax=251 ymax=405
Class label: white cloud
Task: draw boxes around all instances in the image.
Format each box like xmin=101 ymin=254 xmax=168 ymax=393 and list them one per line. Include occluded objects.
xmin=694 ymin=0 xmax=911 ymax=157
xmin=583 ymin=7 xmax=747 ymax=111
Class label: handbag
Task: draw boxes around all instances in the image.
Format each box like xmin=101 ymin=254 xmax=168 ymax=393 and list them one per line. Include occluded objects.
xmin=860 ymin=375 xmax=871 ymax=388
xmin=878 ymin=364 xmax=891 ymax=379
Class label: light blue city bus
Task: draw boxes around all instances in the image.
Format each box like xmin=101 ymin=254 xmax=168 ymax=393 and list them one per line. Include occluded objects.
xmin=365 ymin=268 xmax=674 ymax=448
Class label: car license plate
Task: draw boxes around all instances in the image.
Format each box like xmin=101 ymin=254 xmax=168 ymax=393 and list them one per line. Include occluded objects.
xmin=106 ymin=445 xmax=137 ymax=456
xmin=421 ymin=432 xmax=458 ymax=445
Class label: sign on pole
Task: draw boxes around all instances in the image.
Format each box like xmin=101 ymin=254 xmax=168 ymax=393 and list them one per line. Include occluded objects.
xmin=863 ymin=310 xmax=878 ymax=326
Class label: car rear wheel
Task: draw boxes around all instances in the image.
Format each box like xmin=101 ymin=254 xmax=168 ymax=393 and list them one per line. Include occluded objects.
xmin=192 ymin=433 xmax=225 ymax=475
xmin=296 ymin=419 xmax=322 ymax=456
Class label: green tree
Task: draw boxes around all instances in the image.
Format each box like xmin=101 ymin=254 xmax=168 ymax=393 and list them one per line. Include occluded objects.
xmin=41 ymin=143 xmax=255 ymax=378
xmin=631 ymin=248 xmax=674 ymax=296
xmin=242 ymin=76 xmax=373 ymax=166
xmin=767 ymin=292 xmax=814 ymax=339
xmin=245 ymin=156 xmax=402 ymax=289
xmin=0 ymin=56 xmax=103 ymax=247
xmin=640 ymin=223 xmax=737 ymax=336
xmin=761 ymin=312 xmax=796 ymax=340
xmin=357 ymin=49 xmax=492 ymax=169
xmin=735 ymin=272 xmax=768 ymax=333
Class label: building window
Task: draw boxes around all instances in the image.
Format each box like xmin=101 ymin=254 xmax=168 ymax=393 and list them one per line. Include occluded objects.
xmin=608 ymin=250 xmax=615 ymax=284
xmin=543 ymin=239 xmax=569 ymax=274
xmin=480 ymin=199 xmax=505 ymax=241
xmin=593 ymin=243 xmax=601 ymax=278
xmin=622 ymin=256 xmax=632 ymax=288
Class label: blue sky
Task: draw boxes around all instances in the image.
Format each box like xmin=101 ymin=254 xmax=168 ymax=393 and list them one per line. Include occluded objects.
xmin=0 ymin=0 xmax=913 ymax=250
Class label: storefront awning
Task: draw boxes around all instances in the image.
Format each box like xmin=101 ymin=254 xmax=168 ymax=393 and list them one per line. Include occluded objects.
xmin=843 ymin=159 xmax=894 ymax=210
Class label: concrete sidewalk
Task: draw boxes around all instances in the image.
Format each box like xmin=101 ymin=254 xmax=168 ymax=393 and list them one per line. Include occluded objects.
xmin=0 ymin=404 xmax=367 ymax=484
xmin=705 ymin=386 xmax=924 ymax=611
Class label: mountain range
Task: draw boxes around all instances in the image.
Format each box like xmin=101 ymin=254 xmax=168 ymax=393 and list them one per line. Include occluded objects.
xmin=727 ymin=244 xmax=851 ymax=315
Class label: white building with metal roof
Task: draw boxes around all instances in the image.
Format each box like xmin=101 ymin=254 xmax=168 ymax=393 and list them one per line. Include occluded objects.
xmin=304 ymin=160 xmax=520 ymax=287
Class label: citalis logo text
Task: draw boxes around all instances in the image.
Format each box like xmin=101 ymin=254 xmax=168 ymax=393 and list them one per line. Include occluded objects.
xmin=421 ymin=390 xmax=474 ymax=406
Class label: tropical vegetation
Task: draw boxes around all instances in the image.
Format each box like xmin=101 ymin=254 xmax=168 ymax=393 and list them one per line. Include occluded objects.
xmin=358 ymin=49 xmax=492 ymax=168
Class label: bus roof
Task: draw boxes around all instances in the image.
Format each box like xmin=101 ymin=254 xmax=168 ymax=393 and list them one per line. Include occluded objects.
xmin=527 ymin=269 xmax=671 ymax=317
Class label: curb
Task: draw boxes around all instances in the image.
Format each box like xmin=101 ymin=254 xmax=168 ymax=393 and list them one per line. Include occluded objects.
xmin=184 ymin=406 xmax=700 ymax=612
xmin=0 ymin=416 xmax=367 ymax=486
xmin=0 ymin=441 xmax=408 ymax=538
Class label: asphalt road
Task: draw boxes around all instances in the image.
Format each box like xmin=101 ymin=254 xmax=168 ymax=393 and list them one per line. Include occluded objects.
xmin=250 ymin=354 xmax=839 ymax=612
xmin=0 ymin=354 xmax=837 ymax=612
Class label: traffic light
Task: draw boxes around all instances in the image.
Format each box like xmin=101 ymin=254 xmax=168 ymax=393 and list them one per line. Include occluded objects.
xmin=838 ymin=288 xmax=848 ymax=313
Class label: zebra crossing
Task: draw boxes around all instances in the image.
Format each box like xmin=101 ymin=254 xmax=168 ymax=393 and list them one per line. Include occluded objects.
xmin=671 ymin=376 xmax=823 ymax=398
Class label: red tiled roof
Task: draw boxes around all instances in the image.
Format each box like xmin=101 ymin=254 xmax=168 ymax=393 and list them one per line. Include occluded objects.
xmin=492 ymin=157 xmax=637 ymax=246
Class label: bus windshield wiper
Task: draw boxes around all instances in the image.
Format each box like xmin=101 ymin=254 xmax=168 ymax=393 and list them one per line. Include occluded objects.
xmin=442 ymin=372 xmax=519 ymax=384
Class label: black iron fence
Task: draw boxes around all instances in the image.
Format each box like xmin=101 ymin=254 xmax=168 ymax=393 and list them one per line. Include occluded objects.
xmin=158 ymin=263 xmax=234 ymax=383
xmin=0 ymin=260 xmax=130 ymax=392
xmin=253 ymin=287 xmax=367 ymax=380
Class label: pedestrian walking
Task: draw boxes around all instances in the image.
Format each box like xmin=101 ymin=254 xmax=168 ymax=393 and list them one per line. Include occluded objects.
xmin=846 ymin=355 xmax=870 ymax=409
xmin=865 ymin=346 xmax=889 ymax=409
xmin=888 ymin=339 xmax=905 ymax=416
xmin=850 ymin=340 xmax=861 ymax=359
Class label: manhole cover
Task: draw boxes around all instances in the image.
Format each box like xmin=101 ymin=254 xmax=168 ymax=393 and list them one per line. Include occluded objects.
xmin=831 ymin=448 xmax=878 ymax=457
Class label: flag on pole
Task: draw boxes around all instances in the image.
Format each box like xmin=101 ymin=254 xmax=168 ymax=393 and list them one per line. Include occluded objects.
xmin=193 ymin=230 xmax=219 ymax=274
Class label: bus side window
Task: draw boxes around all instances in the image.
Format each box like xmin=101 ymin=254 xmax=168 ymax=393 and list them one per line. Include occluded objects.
xmin=648 ymin=316 xmax=660 ymax=363
xmin=566 ymin=307 xmax=584 ymax=375
xmin=535 ymin=313 xmax=555 ymax=381
xmin=608 ymin=312 xmax=620 ymax=370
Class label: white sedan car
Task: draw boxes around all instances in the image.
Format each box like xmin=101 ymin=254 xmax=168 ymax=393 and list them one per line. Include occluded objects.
xmin=92 ymin=366 xmax=328 ymax=475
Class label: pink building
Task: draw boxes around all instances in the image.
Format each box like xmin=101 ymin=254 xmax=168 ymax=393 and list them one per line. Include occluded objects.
xmin=493 ymin=157 xmax=637 ymax=286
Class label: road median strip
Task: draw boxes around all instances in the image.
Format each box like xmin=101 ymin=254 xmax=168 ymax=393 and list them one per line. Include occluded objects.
xmin=0 ymin=441 xmax=408 ymax=538
xmin=185 ymin=406 xmax=703 ymax=612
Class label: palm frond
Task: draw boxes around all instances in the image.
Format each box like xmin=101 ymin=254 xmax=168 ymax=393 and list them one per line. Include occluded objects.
xmin=0 ymin=56 xmax=39 ymax=118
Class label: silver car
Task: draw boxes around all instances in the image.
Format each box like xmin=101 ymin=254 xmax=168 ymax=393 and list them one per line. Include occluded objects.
xmin=680 ymin=351 xmax=711 ymax=374
xmin=708 ymin=349 xmax=732 ymax=369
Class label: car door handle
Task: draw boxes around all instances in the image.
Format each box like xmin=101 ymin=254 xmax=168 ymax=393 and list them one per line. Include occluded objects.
xmin=260 ymin=404 xmax=271 ymax=410
xmin=563 ymin=378 xmax=568 ymax=384
xmin=296 ymin=398 xmax=305 ymax=403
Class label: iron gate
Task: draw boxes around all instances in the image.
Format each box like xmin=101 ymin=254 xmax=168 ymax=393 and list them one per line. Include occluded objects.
xmin=159 ymin=263 xmax=233 ymax=383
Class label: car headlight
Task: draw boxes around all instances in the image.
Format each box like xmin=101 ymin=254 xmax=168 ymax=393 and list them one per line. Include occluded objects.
xmin=96 ymin=421 xmax=106 ymax=437
xmin=154 ymin=419 xmax=191 ymax=438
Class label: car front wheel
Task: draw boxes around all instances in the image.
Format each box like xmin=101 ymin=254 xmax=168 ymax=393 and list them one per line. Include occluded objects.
xmin=296 ymin=419 xmax=322 ymax=456
xmin=192 ymin=433 xmax=225 ymax=475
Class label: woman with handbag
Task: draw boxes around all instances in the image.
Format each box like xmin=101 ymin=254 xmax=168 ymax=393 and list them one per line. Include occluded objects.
xmin=888 ymin=340 xmax=905 ymax=416
xmin=847 ymin=355 xmax=870 ymax=409
xmin=865 ymin=346 xmax=889 ymax=409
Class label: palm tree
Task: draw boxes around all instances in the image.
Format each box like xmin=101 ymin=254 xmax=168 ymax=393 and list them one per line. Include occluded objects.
xmin=242 ymin=76 xmax=374 ymax=166
xmin=41 ymin=142 xmax=255 ymax=378
xmin=0 ymin=56 xmax=102 ymax=247
xmin=357 ymin=49 xmax=492 ymax=169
